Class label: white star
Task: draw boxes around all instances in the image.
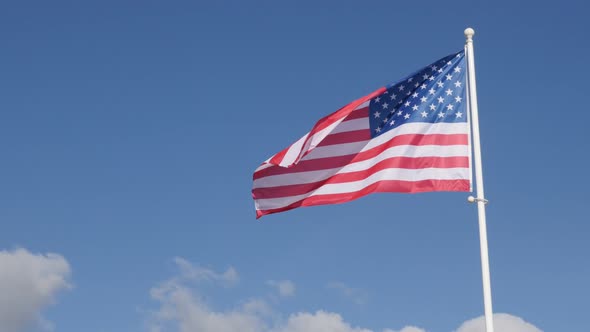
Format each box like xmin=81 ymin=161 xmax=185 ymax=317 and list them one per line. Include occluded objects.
xmin=390 ymin=119 xmax=395 ymax=125
xmin=455 ymin=112 xmax=463 ymax=118
xmin=421 ymin=111 xmax=428 ymax=118
xmin=412 ymin=92 xmax=419 ymax=98
xmin=420 ymin=84 xmax=427 ymax=89
xmin=447 ymin=61 xmax=452 ymax=66
xmin=399 ymin=85 xmax=405 ymax=91
xmin=404 ymin=113 xmax=410 ymax=119
xmin=438 ymin=68 xmax=444 ymax=73
xmin=438 ymin=111 xmax=445 ymax=118
xmin=382 ymin=102 xmax=389 ymax=109
xmin=415 ymin=82 xmax=420 ymax=88
xmin=445 ymin=88 xmax=453 ymax=96
xmin=446 ymin=74 xmax=453 ymax=81
xmin=454 ymin=81 xmax=462 ymax=88
xmin=437 ymin=81 xmax=444 ymax=88
xmin=454 ymin=67 xmax=462 ymax=72
xmin=420 ymin=96 xmax=427 ymax=103
xmin=429 ymin=104 xmax=436 ymax=111
xmin=412 ymin=105 xmax=419 ymax=111
xmin=437 ymin=96 xmax=445 ymax=104
xmin=383 ymin=118 xmax=388 ymax=123
xmin=429 ymin=88 xmax=436 ymax=95
xmin=375 ymin=97 xmax=381 ymax=102
xmin=404 ymin=101 xmax=411 ymax=107
xmin=375 ymin=127 xmax=381 ymax=133
xmin=408 ymin=77 xmax=414 ymax=82
xmin=373 ymin=111 xmax=381 ymax=118
xmin=406 ymin=91 xmax=411 ymax=96
xmin=397 ymin=110 xmax=403 ymax=116
xmin=431 ymin=65 xmax=438 ymax=71
xmin=428 ymin=75 xmax=435 ymax=81
xmin=390 ymin=93 xmax=397 ymax=100
xmin=455 ymin=96 xmax=462 ymax=103
xmin=423 ymin=74 xmax=429 ymax=80
xmin=446 ymin=104 xmax=454 ymax=111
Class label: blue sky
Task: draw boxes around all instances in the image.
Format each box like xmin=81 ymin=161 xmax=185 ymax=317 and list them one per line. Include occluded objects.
xmin=0 ymin=1 xmax=588 ymax=331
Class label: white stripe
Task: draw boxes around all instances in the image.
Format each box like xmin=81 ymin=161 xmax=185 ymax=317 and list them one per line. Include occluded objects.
xmin=278 ymin=133 xmax=309 ymax=167
xmin=330 ymin=118 xmax=369 ymax=134
xmin=255 ymin=167 xmax=470 ymax=210
xmin=256 ymin=115 xmax=367 ymax=170
xmin=302 ymin=140 xmax=371 ymax=160
xmin=273 ymin=102 xmax=373 ymax=167
xmin=253 ymin=144 xmax=469 ymax=188
xmin=299 ymin=118 xmax=344 ymax=156
xmin=258 ymin=121 xmax=467 ymax=169
xmin=355 ymin=100 xmax=370 ymax=109
xmin=301 ymin=122 xmax=468 ymax=161
xmin=278 ymin=115 xmax=348 ymax=167
xmin=255 ymin=163 xmax=274 ymax=172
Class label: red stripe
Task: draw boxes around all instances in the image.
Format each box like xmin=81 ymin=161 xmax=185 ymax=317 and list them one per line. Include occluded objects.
xmin=252 ymin=156 xmax=469 ymax=199
xmin=256 ymin=179 xmax=471 ymax=218
xmin=343 ymin=107 xmax=369 ymax=121
xmin=268 ymin=144 xmax=291 ymax=166
xmin=255 ymin=154 xmax=362 ymax=179
xmin=307 ymin=88 xmax=385 ymax=137
xmin=254 ymin=133 xmax=468 ymax=180
xmin=265 ymin=89 xmax=383 ymax=168
xmin=315 ymin=129 xmax=371 ymax=147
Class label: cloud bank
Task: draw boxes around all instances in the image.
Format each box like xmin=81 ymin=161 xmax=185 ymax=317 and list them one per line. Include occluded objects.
xmin=384 ymin=328 xmax=426 ymax=332
xmin=455 ymin=313 xmax=542 ymax=332
xmin=148 ymin=258 xmax=543 ymax=332
xmin=0 ymin=248 xmax=71 ymax=332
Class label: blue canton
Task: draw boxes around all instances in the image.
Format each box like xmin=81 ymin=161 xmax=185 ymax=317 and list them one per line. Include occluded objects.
xmin=369 ymin=51 xmax=467 ymax=138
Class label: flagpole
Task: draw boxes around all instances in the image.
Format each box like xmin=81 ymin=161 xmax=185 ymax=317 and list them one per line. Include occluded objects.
xmin=464 ymin=28 xmax=495 ymax=332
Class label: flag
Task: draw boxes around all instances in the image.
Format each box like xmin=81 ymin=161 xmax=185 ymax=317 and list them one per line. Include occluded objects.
xmin=252 ymin=51 xmax=471 ymax=218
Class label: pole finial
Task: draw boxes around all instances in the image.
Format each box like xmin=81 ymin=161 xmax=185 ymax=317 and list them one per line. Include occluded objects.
xmin=464 ymin=28 xmax=475 ymax=43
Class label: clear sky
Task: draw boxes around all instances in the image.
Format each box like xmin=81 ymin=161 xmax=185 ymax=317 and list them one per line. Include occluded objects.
xmin=0 ymin=1 xmax=588 ymax=332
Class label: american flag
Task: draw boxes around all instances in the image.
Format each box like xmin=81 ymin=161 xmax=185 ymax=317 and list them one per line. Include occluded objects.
xmin=253 ymin=51 xmax=471 ymax=218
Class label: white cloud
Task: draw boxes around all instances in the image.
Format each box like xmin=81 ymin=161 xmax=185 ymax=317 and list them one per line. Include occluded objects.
xmin=148 ymin=259 xmax=543 ymax=332
xmin=455 ymin=313 xmax=542 ymax=332
xmin=273 ymin=311 xmax=372 ymax=332
xmin=327 ymin=281 xmax=368 ymax=305
xmin=149 ymin=283 xmax=266 ymax=332
xmin=267 ymin=280 xmax=295 ymax=297
xmin=149 ymin=259 xmax=265 ymax=332
xmin=173 ymin=257 xmax=238 ymax=286
xmin=384 ymin=327 xmax=426 ymax=332
xmin=0 ymin=248 xmax=71 ymax=332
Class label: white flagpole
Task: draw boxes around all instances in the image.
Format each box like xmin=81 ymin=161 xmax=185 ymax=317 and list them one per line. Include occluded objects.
xmin=464 ymin=28 xmax=495 ymax=332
